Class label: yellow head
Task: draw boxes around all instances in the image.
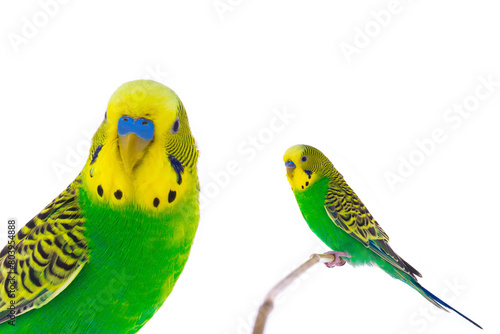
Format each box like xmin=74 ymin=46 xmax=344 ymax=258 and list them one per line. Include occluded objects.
xmin=83 ymin=80 xmax=198 ymax=213
xmin=283 ymin=144 xmax=334 ymax=192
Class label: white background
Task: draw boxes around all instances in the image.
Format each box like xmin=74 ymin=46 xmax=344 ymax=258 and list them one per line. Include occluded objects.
xmin=0 ymin=1 xmax=498 ymax=334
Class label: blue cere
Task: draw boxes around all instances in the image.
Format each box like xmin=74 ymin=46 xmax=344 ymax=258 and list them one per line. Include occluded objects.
xmin=285 ymin=160 xmax=296 ymax=168
xmin=117 ymin=116 xmax=155 ymax=140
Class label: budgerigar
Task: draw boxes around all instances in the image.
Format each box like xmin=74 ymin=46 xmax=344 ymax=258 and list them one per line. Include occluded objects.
xmin=0 ymin=80 xmax=200 ymax=333
xmin=283 ymin=144 xmax=481 ymax=329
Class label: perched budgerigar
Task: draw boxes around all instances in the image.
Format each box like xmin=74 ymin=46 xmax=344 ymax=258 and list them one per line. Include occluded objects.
xmin=283 ymin=144 xmax=481 ymax=329
xmin=0 ymin=80 xmax=200 ymax=333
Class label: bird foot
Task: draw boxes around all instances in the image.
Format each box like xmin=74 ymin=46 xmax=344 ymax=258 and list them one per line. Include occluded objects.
xmin=323 ymin=251 xmax=351 ymax=268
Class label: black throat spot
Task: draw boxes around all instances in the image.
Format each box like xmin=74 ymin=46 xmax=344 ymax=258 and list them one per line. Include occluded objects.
xmin=168 ymin=190 xmax=176 ymax=203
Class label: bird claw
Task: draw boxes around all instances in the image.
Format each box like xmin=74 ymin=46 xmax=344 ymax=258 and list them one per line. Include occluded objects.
xmin=323 ymin=251 xmax=351 ymax=268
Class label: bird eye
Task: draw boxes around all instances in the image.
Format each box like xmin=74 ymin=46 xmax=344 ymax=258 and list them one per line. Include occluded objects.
xmin=301 ymin=156 xmax=308 ymax=162
xmin=171 ymin=117 xmax=180 ymax=134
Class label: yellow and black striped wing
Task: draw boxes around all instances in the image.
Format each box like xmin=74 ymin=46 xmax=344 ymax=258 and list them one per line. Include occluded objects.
xmin=0 ymin=177 xmax=88 ymax=323
xmin=324 ymin=177 xmax=421 ymax=279
xmin=324 ymin=177 xmax=389 ymax=243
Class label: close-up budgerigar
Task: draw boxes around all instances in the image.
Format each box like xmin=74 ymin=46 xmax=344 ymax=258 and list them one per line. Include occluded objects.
xmin=0 ymin=80 xmax=200 ymax=333
xmin=283 ymin=144 xmax=481 ymax=329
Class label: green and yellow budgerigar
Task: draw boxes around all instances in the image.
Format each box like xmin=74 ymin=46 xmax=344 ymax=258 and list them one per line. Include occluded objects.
xmin=283 ymin=144 xmax=481 ymax=329
xmin=0 ymin=80 xmax=200 ymax=333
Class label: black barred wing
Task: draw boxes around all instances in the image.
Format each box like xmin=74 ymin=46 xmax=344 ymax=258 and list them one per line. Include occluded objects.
xmin=324 ymin=177 xmax=421 ymax=279
xmin=0 ymin=176 xmax=88 ymax=323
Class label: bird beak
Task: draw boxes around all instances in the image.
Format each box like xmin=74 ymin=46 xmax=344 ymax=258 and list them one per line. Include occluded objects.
xmin=119 ymin=133 xmax=151 ymax=175
xmin=285 ymin=160 xmax=296 ymax=178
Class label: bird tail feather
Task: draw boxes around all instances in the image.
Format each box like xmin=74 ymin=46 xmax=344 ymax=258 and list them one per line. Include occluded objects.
xmin=408 ymin=280 xmax=482 ymax=330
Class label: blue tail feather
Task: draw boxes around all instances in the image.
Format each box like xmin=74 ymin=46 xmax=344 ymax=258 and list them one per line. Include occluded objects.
xmin=419 ymin=284 xmax=482 ymax=329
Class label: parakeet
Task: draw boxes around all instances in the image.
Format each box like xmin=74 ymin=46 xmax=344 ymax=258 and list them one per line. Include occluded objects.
xmin=283 ymin=144 xmax=481 ymax=329
xmin=0 ymin=80 xmax=200 ymax=333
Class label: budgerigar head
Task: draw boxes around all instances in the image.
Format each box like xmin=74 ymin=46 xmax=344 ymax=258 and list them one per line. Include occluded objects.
xmin=83 ymin=80 xmax=199 ymax=212
xmin=283 ymin=144 xmax=334 ymax=192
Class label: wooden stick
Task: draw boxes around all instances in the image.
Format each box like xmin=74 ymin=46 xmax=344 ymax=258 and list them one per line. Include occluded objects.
xmin=252 ymin=253 xmax=337 ymax=334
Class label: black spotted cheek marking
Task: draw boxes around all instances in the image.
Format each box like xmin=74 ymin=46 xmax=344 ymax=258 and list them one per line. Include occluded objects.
xmin=168 ymin=190 xmax=176 ymax=203
xmin=168 ymin=155 xmax=184 ymax=186
xmin=153 ymin=197 xmax=160 ymax=208
xmin=114 ymin=190 xmax=123 ymax=200
xmin=97 ymin=185 xmax=103 ymax=197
